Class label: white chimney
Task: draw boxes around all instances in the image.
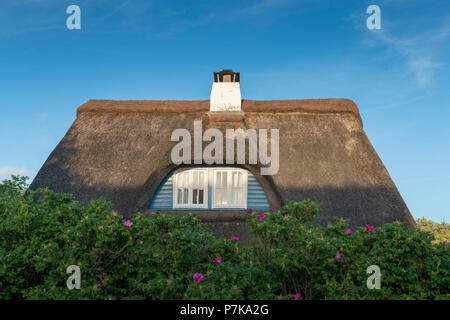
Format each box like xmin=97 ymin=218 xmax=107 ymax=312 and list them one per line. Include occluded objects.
xmin=210 ymin=69 xmax=241 ymax=112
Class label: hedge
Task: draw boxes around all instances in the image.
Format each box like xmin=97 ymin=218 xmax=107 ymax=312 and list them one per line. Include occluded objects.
xmin=0 ymin=176 xmax=448 ymax=300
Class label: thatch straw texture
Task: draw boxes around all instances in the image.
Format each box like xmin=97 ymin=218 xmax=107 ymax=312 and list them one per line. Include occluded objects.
xmin=30 ymin=99 xmax=415 ymax=230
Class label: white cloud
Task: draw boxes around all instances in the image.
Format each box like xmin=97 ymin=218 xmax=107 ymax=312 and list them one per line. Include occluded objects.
xmin=371 ymin=28 xmax=447 ymax=88
xmin=408 ymin=57 xmax=440 ymax=88
xmin=38 ymin=113 xmax=48 ymax=122
xmin=0 ymin=166 xmax=33 ymax=180
xmin=352 ymin=6 xmax=450 ymax=89
xmin=99 ymin=0 xmax=132 ymax=21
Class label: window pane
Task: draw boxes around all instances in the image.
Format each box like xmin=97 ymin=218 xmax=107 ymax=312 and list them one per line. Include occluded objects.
xmin=217 ymin=171 xmax=227 ymax=187
xmin=232 ymin=188 xmax=236 ymax=204
xmin=193 ymin=188 xmax=205 ymax=205
xmin=178 ymin=172 xmax=187 ymax=187
xmin=216 ymin=171 xmax=221 ymax=186
xmin=183 ymin=172 xmax=188 ymax=187
xmin=237 ymin=188 xmax=242 ymax=205
xmin=198 ymin=172 xmax=204 ymax=186
xmin=222 ymin=172 xmax=227 ymax=187
xmin=193 ymin=171 xmax=198 ymax=186
xmin=222 ymin=189 xmax=227 ymax=205
xmin=215 ymin=188 xmax=221 ymax=204
xmin=229 ymin=171 xmax=244 ymax=206
xmin=193 ymin=189 xmax=198 ymax=204
xmin=232 ymin=188 xmax=242 ymax=205
xmin=183 ymin=188 xmax=188 ymax=204
xmin=177 ymin=188 xmax=183 ymax=204
xmin=215 ymin=171 xmax=231 ymax=205
xmin=191 ymin=171 xmax=205 ymax=206
xmin=233 ymin=172 xmax=243 ymax=188
xmin=216 ymin=188 xmax=226 ymax=205
xmin=199 ymin=189 xmax=204 ymax=204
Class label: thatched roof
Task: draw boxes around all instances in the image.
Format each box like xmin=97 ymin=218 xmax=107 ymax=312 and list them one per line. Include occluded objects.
xmin=30 ymin=98 xmax=415 ymax=229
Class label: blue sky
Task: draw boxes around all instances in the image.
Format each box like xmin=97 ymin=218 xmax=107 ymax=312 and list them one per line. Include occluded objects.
xmin=1 ymin=0 xmax=449 ymax=222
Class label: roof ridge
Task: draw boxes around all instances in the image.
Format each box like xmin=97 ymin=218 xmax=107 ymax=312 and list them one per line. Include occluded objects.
xmin=76 ymin=98 xmax=359 ymax=116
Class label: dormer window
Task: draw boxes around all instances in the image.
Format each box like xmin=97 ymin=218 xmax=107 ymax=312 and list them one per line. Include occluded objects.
xmin=172 ymin=168 xmax=247 ymax=209
xmin=149 ymin=166 xmax=270 ymax=211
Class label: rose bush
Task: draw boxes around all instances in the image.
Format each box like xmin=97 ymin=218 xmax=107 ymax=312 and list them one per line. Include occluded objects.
xmin=247 ymin=202 xmax=449 ymax=299
xmin=0 ymin=176 xmax=448 ymax=300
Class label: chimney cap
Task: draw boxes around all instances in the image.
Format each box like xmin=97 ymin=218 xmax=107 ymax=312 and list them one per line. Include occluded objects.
xmin=214 ymin=69 xmax=240 ymax=83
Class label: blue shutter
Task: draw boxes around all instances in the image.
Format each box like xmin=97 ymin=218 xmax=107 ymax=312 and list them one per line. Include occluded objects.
xmin=148 ymin=174 xmax=173 ymax=210
xmin=247 ymin=171 xmax=271 ymax=211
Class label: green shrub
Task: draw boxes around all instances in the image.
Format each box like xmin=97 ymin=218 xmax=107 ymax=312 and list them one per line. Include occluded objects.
xmin=416 ymin=218 xmax=449 ymax=244
xmin=248 ymin=205 xmax=449 ymax=299
xmin=0 ymin=177 xmax=448 ymax=300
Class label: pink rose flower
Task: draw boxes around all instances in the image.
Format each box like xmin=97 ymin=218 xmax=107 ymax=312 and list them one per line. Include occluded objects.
xmin=213 ymin=257 xmax=223 ymax=264
xmin=193 ymin=273 xmax=205 ymax=284
xmin=293 ymin=292 xmax=302 ymax=300
xmin=257 ymin=212 xmax=266 ymax=221
xmin=247 ymin=208 xmax=253 ymax=214
xmin=346 ymin=229 xmax=352 ymax=235
xmin=160 ymin=234 xmax=165 ymax=238
xmin=335 ymin=253 xmax=343 ymax=260
xmin=366 ymin=225 xmax=374 ymax=233
xmin=231 ymin=237 xmax=240 ymax=242
xmin=123 ymin=220 xmax=133 ymax=227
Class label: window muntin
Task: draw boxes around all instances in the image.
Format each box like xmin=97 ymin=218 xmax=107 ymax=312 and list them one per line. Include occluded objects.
xmin=173 ymin=169 xmax=208 ymax=208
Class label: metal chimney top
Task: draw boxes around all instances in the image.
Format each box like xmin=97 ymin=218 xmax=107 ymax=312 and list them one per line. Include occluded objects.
xmin=214 ymin=69 xmax=240 ymax=83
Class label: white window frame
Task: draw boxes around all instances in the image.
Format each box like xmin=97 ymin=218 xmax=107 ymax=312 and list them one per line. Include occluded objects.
xmin=211 ymin=168 xmax=248 ymax=209
xmin=173 ymin=168 xmax=208 ymax=209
